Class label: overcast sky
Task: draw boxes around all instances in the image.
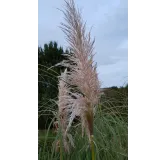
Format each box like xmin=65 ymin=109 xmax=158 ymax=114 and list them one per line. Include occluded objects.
xmin=38 ymin=0 xmax=128 ymax=88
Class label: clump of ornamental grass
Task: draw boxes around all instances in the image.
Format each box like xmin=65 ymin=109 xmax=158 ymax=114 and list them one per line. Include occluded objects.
xmin=56 ymin=0 xmax=101 ymax=159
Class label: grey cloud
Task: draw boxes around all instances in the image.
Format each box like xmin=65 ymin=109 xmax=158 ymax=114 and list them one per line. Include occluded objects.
xmin=38 ymin=0 xmax=128 ymax=87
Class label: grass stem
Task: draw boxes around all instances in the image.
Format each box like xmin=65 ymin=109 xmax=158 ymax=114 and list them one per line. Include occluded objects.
xmin=90 ymin=135 xmax=95 ymax=160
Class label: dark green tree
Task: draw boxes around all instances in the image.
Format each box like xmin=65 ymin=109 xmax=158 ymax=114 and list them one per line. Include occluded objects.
xmin=38 ymin=41 xmax=67 ymax=129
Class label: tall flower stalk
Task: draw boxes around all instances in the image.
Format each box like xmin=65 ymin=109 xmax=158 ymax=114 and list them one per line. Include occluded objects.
xmin=57 ymin=0 xmax=101 ymax=159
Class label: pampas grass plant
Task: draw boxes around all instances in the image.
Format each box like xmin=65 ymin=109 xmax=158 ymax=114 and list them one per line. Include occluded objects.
xmin=56 ymin=0 xmax=101 ymax=159
xmin=38 ymin=1 xmax=128 ymax=160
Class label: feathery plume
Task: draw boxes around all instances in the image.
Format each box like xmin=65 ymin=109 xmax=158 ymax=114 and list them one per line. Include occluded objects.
xmin=57 ymin=69 xmax=75 ymax=153
xmin=59 ymin=0 xmax=101 ymax=141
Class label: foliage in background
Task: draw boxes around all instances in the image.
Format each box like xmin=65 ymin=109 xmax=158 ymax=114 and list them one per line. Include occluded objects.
xmin=38 ymin=41 xmax=67 ymax=101
xmin=101 ymin=85 xmax=128 ymax=119
xmin=38 ymin=41 xmax=68 ymax=129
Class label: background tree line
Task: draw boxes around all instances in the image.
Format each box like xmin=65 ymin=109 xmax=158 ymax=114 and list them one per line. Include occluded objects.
xmin=38 ymin=41 xmax=128 ymax=130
